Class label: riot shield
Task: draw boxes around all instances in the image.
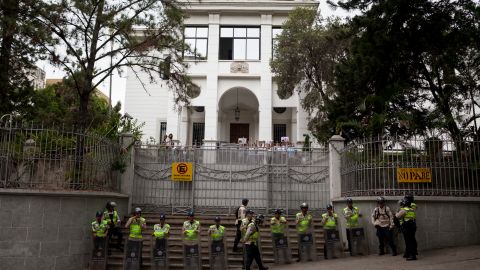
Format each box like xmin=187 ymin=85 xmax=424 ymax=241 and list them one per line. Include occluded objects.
xmin=183 ymin=240 xmax=201 ymax=270
xmin=271 ymin=233 xmax=291 ymax=264
xmin=123 ymin=238 xmax=143 ymax=270
xmin=90 ymin=237 xmax=108 ymax=270
xmin=297 ymin=228 xmax=317 ymax=262
xmin=151 ymin=237 xmax=169 ymax=270
xmin=347 ymin=228 xmax=367 ymax=256
xmin=324 ymin=229 xmax=343 ymax=259
xmin=209 ymin=239 xmax=228 ymax=270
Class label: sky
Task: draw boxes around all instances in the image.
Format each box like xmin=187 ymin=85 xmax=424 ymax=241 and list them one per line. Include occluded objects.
xmin=37 ymin=1 xmax=357 ymax=113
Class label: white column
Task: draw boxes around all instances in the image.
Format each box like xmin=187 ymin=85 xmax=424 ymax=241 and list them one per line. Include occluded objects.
xmin=204 ymin=14 xmax=220 ymax=141
xmin=329 ymin=135 xmax=345 ymax=201
xmin=179 ymin=107 xmax=189 ymax=145
xmin=259 ymin=15 xmax=273 ymax=142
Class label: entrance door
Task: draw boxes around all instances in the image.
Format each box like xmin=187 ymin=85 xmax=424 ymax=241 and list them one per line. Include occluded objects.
xmin=230 ymin=124 xmax=249 ymax=143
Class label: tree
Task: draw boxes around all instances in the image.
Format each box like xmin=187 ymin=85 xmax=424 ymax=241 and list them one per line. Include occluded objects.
xmin=330 ymin=0 xmax=480 ymax=141
xmin=270 ymin=8 xmax=351 ymax=142
xmin=35 ymin=0 xmax=198 ymax=127
xmin=0 ymin=0 xmax=50 ymax=115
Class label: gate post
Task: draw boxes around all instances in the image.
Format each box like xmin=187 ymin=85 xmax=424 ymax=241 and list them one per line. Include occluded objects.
xmin=329 ymin=135 xmax=345 ymax=201
xmin=120 ymin=133 xmax=135 ymax=214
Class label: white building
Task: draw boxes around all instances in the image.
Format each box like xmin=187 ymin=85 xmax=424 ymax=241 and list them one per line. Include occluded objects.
xmin=125 ymin=0 xmax=319 ymax=146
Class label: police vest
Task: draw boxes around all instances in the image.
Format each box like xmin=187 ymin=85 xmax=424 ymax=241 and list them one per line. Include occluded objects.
xmin=296 ymin=212 xmax=312 ymax=233
xmin=153 ymin=223 xmax=170 ymax=239
xmin=129 ymin=217 xmax=146 ymax=239
xmin=103 ymin=210 xmax=119 ymax=226
xmin=247 ymin=223 xmax=259 ymax=245
xmin=322 ymin=213 xmax=338 ymax=229
xmin=183 ymin=220 xmax=200 ymax=241
xmin=401 ymin=207 xmax=416 ymax=222
xmin=343 ymin=206 xmax=360 ymax=228
xmin=92 ymin=220 xmax=108 ymax=237
xmin=209 ymin=225 xmax=225 ymax=241
xmin=270 ymin=217 xmax=286 ymax=234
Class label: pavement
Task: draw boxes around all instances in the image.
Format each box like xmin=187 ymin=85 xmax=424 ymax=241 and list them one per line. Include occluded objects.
xmin=270 ymin=245 xmax=480 ymax=270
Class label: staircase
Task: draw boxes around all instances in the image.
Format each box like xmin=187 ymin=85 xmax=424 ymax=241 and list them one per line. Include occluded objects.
xmin=105 ymin=213 xmax=326 ymax=269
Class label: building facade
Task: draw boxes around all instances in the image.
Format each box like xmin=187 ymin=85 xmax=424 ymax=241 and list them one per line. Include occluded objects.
xmin=125 ymin=0 xmax=319 ymax=146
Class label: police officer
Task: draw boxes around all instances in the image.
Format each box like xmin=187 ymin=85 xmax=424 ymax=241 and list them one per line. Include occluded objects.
xmin=209 ymin=216 xmax=225 ymax=241
xmin=371 ymin=197 xmax=397 ymax=256
xmin=295 ymin=202 xmax=313 ymax=262
xmin=396 ymin=199 xmax=417 ymax=261
xmin=234 ymin=198 xmax=249 ymax=252
xmin=103 ymin=201 xmax=123 ymax=251
xmin=270 ymin=208 xmax=291 ymax=264
xmin=92 ymin=211 xmax=109 ymax=250
xmin=152 ymin=214 xmax=170 ymax=240
xmin=243 ymin=214 xmax=268 ymax=270
xmin=321 ymin=204 xmax=338 ymax=259
xmin=183 ymin=211 xmax=200 ymax=241
xmin=208 ymin=216 xmax=227 ymax=269
xmin=125 ymin=207 xmax=146 ymax=239
xmin=343 ymin=198 xmax=361 ymax=255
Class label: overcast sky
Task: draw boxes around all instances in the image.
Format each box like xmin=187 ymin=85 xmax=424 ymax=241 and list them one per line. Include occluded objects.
xmin=38 ymin=1 xmax=357 ymax=113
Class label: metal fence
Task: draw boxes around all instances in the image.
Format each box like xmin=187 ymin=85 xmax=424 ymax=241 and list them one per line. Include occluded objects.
xmin=341 ymin=136 xmax=480 ymax=197
xmin=133 ymin=146 xmax=330 ymax=216
xmin=0 ymin=122 xmax=121 ymax=191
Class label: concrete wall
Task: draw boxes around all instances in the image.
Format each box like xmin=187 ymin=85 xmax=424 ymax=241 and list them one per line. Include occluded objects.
xmin=332 ymin=197 xmax=480 ymax=255
xmin=0 ymin=189 xmax=128 ymax=270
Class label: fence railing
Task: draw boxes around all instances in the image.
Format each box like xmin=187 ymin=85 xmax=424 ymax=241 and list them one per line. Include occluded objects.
xmin=133 ymin=146 xmax=330 ymax=216
xmin=0 ymin=122 xmax=121 ymax=192
xmin=341 ymin=137 xmax=480 ymax=197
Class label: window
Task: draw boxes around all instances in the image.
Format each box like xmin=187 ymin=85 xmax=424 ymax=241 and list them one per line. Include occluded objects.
xmin=272 ymin=27 xmax=283 ymax=59
xmin=184 ymin=26 xmax=208 ymax=60
xmin=273 ymin=124 xmax=287 ymax=144
xmin=219 ymin=26 xmax=260 ymax=60
xmin=159 ymin=122 xmax=167 ymax=142
xmin=192 ymin=123 xmax=205 ymax=147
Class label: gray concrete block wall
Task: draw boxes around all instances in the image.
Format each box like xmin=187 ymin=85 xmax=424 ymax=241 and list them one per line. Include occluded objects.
xmin=332 ymin=197 xmax=480 ymax=255
xmin=0 ymin=191 xmax=128 ymax=270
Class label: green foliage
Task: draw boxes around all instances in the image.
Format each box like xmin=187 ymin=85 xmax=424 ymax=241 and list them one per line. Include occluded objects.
xmin=275 ymin=1 xmax=480 ymax=143
xmin=34 ymin=0 xmax=197 ymax=127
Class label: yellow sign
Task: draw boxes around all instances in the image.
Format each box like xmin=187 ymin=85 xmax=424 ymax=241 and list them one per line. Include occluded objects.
xmin=171 ymin=162 xmax=193 ymax=181
xmin=397 ymin=168 xmax=432 ymax=183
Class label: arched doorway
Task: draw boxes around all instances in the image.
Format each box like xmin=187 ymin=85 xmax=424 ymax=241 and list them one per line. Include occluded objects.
xmin=218 ymin=87 xmax=259 ymax=144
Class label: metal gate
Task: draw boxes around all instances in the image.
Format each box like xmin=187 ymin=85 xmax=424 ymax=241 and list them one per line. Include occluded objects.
xmin=133 ymin=146 xmax=329 ymax=215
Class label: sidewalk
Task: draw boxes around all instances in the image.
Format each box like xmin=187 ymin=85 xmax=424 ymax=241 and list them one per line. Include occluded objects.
xmin=271 ymin=245 xmax=480 ymax=270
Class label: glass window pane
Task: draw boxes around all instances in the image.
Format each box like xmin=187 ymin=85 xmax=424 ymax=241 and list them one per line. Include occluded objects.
xmin=184 ymin=27 xmax=196 ymax=38
xmin=233 ymin=39 xmax=246 ymax=60
xmin=272 ymin=28 xmax=282 ymax=38
xmin=234 ymin=28 xmax=246 ymax=37
xmin=246 ymin=39 xmax=259 ymax=60
xmin=196 ymin=27 xmax=208 ymax=38
xmin=221 ymin=28 xmax=233 ymax=37
xmin=196 ymin=39 xmax=208 ymax=59
xmin=184 ymin=38 xmax=196 ymax=57
xmin=247 ymin=28 xmax=260 ymax=38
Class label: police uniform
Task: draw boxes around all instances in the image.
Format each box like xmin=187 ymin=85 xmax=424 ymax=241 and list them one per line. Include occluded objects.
xmin=295 ymin=211 xmax=314 ymax=261
xmin=103 ymin=209 xmax=123 ymax=250
xmin=321 ymin=211 xmax=338 ymax=258
xmin=91 ymin=219 xmax=109 ymax=250
xmin=343 ymin=205 xmax=360 ymax=255
xmin=243 ymin=222 xmax=268 ymax=270
xmin=234 ymin=204 xmax=247 ymax=250
xmin=127 ymin=216 xmax=146 ymax=239
xmin=183 ymin=220 xmax=200 ymax=241
xmin=396 ymin=205 xmax=417 ymax=260
xmin=270 ymin=215 xmax=290 ymax=264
